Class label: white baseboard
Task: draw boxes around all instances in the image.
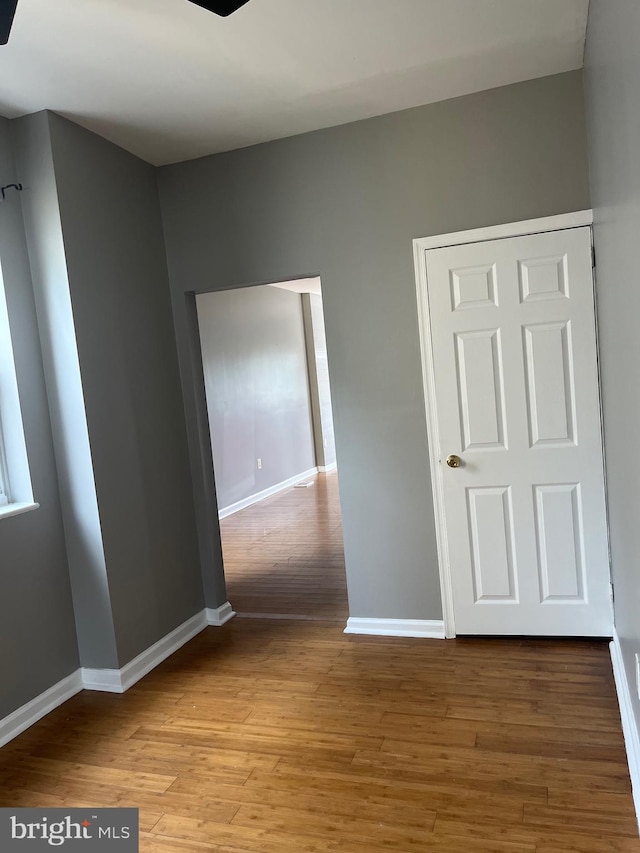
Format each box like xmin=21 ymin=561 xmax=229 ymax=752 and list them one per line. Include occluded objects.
xmin=83 ymin=610 xmax=208 ymax=694
xmin=80 ymin=667 xmax=123 ymax=694
xmin=318 ymin=462 xmax=337 ymax=473
xmin=206 ymin=601 xmax=236 ymax=626
xmin=0 ymin=605 xmax=239 ymax=748
xmin=83 ymin=604 xmax=236 ymax=693
xmin=0 ymin=671 xmax=83 ymax=749
xmin=344 ymin=617 xmax=446 ymax=639
xmin=218 ymin=467 xmax=319 ymax=519
xmin=610 ymin=629 xmax=640 ymax=830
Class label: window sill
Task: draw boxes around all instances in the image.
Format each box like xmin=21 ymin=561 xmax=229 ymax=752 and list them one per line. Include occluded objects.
xmin=0 ymin=501 xmax=40 ymax=521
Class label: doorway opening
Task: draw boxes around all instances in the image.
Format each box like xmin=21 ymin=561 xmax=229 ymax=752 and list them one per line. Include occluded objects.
xmin=196 ymin=277 xmax=348 ymax=622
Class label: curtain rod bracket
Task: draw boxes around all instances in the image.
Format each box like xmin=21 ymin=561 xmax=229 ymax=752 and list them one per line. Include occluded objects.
xmin=1 ymin=183 xmax=23 ymax=200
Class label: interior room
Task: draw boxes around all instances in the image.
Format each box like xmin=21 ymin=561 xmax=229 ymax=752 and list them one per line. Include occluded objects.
xmin=1 ymin=0 xmax=640 ymax=849
xmin=196 ymin=279 xmax=348 ymax=621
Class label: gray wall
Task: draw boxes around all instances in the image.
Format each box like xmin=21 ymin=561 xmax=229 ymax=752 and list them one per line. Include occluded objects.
xmin=13 ymin=111 xmax=205 ymax=671
xmin=0 ymin=117 xmax=79 ymax=716
xmin=197 ymin=286 xmax=316 ymax=510
xmin=159 ymin=70 xmax=591 ymax=621
xmin=14 ymin=111 xmax=120 ymax=670
xmin=302 ymin=293 xmax=336 ymax=470
xmin=46 ymin=114 xmax=205 ymax=665
xmin=584 ymin=2 xmax=640 ymax=735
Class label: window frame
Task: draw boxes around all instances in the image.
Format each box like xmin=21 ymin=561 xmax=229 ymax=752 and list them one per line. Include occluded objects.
xmin=0 ymin=256 xmax=38 ymax=520
xmin=0 ymin=423 xmax=9 ymax=506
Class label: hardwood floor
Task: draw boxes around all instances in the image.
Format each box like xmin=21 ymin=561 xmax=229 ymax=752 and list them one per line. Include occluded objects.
xmin=0 ymin=480 xmax=636 ymax=850
xmin=220 ymin=471 xmax=348 ymax=621
xmin=0 ymin=619 xmax=636 ymax=852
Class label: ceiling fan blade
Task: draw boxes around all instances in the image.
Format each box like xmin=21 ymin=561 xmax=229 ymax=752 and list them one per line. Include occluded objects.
xmin=188 ymin=0 xmax=250 ymax=16
xmin=0 ymin=0 xmax=18 ymax=45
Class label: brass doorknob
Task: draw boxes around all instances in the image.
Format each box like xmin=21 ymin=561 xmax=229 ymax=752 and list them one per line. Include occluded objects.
xmin=446 ymin=454 xmax=462 ymax=468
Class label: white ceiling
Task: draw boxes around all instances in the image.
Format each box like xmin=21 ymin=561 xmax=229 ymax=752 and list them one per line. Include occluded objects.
xmin=270 ymin=278 xmax=321 ymax=296
xmin=0 ymin=0 xmax=589 ymax=166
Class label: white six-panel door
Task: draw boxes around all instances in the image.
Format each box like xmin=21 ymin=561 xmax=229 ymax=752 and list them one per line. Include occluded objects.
xmin=418 ymin=225 xmax=612 ymax=636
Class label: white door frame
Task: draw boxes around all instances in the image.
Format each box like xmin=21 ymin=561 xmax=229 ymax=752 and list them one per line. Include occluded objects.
xmin=413 ymin=210 xmax=595 ymax=638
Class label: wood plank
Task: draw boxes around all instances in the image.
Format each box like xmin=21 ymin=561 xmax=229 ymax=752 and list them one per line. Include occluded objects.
xmin=0 ymin=474 xmax=637 ymax=851
xmin=220 ymin=471 xmax=348 ymax=619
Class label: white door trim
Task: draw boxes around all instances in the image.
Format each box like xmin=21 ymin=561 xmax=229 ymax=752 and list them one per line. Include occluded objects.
xmin=413 ymin=210 xmax=594 ymax=639
xmin=415 ymin=210 xmax=593 ymax=252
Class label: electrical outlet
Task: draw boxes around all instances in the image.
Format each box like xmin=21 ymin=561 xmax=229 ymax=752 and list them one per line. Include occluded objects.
xmin=636 ymin=653 xmax=640 ymax=700
xmin=256 ymin=458 xmax=262 ymax=470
